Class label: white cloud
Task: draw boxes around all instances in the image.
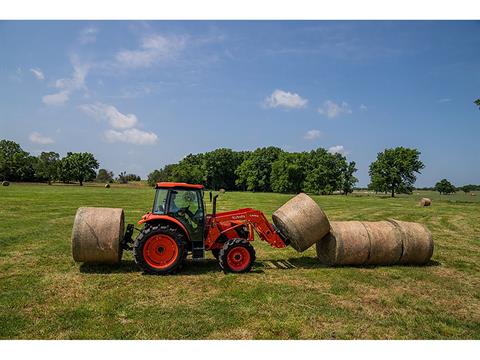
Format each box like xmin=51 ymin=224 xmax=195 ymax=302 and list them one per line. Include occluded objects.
xmin=359 ymin=104 xmax=368 ymax=111
xmin=42 ymin=91 xmax=69 ymax=106
xmin=105 ymin=128 xmax=158 ymax=145
xmin=30 ymin=68 xmax=44 ymax=80
xmin=438 ymin=98 xmax=452 ymax=103
xmin=79 ymin=103 xmax=138 ymax=129
xmin=79 ymin=26 xmax=98 ymax=44
xmin=115 ymin=34 xmax=186 ymax=68
xmin=304 ymin=129 xmax=322 ymax=140
xmin=328 ymin=145 xmax=347 ymax=155
xmin=264 ymin=89 xmax=308 ymax=109
xmin=318 ymin=100 xmax=352 ymax=118
xmin=29 ymin=132 xmax=54 ymax=145
xmin=42 ymin=56 xmax=89 ymax=106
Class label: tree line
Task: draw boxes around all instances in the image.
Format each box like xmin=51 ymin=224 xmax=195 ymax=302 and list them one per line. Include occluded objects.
xmin=3 ymin=138 xmax=478 ymax=196
xmin=147 ymin=147 xmax=359 ymax=195
xmin=0 ymin=140 xmax=139 ymax=186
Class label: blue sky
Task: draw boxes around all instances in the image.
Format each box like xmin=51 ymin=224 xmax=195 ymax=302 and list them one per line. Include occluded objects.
xmin=1 ymin=21 xmax=479 ymax=187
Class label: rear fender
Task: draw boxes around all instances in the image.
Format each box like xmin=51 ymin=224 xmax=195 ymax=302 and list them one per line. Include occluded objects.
xmin=138 ymin=214 xmax=191 ymax=241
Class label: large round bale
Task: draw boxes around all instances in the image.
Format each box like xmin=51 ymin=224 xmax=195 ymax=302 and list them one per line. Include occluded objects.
xmin=272 ymin=193 xmax=330 ymax=252
xmin=2 ymin=181 xmax=9 ymax=186
xmin=419 ymin=198 xmax=431 ymax=207
xmin=71 ymin=207 xmax=124 ymax=264
xmin=362 ymin=221 xmax=402 ymax=265
xmin=389 ymin=219 xmax=434 ymax=264
xmin=316 ymin=221 xmax=370 ymax=265
xmin=105 ymin=183 xmax=110 ymax=188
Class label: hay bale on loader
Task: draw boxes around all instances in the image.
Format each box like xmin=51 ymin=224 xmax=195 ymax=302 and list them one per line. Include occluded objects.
xmin=272 ymin=193 xmax=330 ymax=252
xmin=419 ymin=198 xmax=431 ymax=206
xmin=71 ymin=207 xmax=124 ymax=264
xmin=316 ymin=220 xmax=433 ymax=266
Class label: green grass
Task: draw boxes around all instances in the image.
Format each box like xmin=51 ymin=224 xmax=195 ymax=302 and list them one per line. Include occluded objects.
xmin=0 ymin=183 xmax=479 ymax=339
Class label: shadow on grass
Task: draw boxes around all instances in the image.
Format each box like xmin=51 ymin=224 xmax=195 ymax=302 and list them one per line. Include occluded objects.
xmin=79 ymin=257 xmax=442 ymax=275
xmin=79 ymin=260 xmax=139 ymax=274
xmin=261 ymin=257 xmax=442 ymax=270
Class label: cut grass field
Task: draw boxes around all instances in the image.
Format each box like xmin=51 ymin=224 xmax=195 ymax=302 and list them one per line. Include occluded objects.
xmin=1 ymin=183 xmax=479 ymax=339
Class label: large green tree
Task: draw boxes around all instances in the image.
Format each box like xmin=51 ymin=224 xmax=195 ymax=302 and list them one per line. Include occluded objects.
xmin=172 ymin=154 xmax=205 ymax=184
xmin=235 ymin=147 xmax=283 ymax=192
xmin=58 ymin=152 xmax=99 ymax=186
xmin=0 ymin=140 xmax=36 ymax=182
xmin=434 ymin=179 xmax=456 ymax=195
xmin=340 ymin=161 xmax=358 ymax=195
xmin=303 ymin=149 xmax=346 ymax=195
xmin=271 ymin=152 xmax=307 ymax=194
xmin=35 ymin=151 xmax=60 ymax=184
xmin=368 ymin=147 xmax=424 ymax=197
xmin=203 ymin=148 xmax=244 ymax=190
xmin=147 ymin=164 xmax=178 ymax=186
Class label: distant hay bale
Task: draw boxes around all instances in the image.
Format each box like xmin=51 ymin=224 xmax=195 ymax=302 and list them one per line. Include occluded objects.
xmin=105 ymin=183 xmax=110 ymax=188
xmin=273 ymin=193 xmax=330 ymax=252
xmin=71 ymin=207 xmax=124 ymax=264
xmin=471 ymin=192 xmax=476 ymax=196
xmin=2 ymin=181 xmax=9 ymax=186
xmin=419 ymin=198 xmax=431 ymax=206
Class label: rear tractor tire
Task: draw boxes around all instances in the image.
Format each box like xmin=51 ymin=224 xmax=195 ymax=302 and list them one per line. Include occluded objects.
xmin=219 ymin=238 xmax=256 ymax=274
xmin=134 ymin=224 xmax=187 ymax=275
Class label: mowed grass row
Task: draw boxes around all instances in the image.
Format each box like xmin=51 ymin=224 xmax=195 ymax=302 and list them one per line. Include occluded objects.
xmin=0 ymin=183 xmax=479 ymax=339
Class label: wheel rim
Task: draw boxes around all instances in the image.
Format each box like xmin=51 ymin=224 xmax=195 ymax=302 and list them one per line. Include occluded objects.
xmin=143 ymin=234 xmax=179 ymax=269
xmin=226 ymin=246 xmax=251 ymax=272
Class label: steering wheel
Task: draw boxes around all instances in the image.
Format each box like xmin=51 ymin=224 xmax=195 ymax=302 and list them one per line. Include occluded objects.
xmin=177 ymin=205 xmax=190 ymax=217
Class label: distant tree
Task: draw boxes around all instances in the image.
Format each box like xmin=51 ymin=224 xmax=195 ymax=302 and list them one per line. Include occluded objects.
xmin=116 ymin=171 xmax=128 ymax=184
xmin=235 ymin=147 xmax=283 ymax=192
xmin=341 ymin=161 xmax=358 ymax=195
xmin=0 ymin=140 xmax=36 ymax=182
xmin=271 ymin=152 xmax=307 ymax=194
xmin=59 ymin=152 xmax=99 ymax=186
xmin=475 ymin=99 xmax=480 ymax=109
xmin=203 ymin=148 xmax=244 ymax=190
xmin=172 ymin=154 xmax=205 ymax=184
xmin=459 ymin=185 xmax=473 ymax=194
xmin=303 ymin=149 xmax=346 ymax=195
xmin=435 ymin=179 xmax=456 ymax=195
xmin=96 ymin=169 xmax=114 ymax=183
xmin=125 ymin=173 xmax=141 ymax=182
xmin=147 ymin=164 xmax=178 ymax=186
xmin=35 ymin=151 xmax=60 ymax=184
xmin=368 ymin=147 xmax=424 ymax=197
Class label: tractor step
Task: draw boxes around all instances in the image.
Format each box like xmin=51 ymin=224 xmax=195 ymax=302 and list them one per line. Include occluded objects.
xmin=191 ymin=241 xmax=205 ymax=260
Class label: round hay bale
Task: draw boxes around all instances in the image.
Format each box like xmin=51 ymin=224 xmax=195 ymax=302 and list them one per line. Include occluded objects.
xmin=272 ymin=193 xmax=330 ymax=252
xmin=389 ymin=219 xmax=434 ymax=264
xmin=419 ymin=198 xmax=431 ymax=206
xmin=2 ymin=181 xmax=9 ymax=186
xmin=316 ymin=221 xmax=370 ymax=265
xmin=105 ymin=183 xmax=110 ymax=188
xmin=71 ymin=207 xmax=124 ymax=264
xmin=363 ymin=221 xmax=403 ymax=265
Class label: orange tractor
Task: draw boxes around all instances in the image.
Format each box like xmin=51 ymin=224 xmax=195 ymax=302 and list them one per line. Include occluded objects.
xmin=122 ymin=182 xmax=290 ymax=274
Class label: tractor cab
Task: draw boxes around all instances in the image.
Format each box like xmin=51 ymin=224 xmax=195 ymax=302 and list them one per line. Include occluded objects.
xmin=151 ymin=182 xmax=206 ymax=255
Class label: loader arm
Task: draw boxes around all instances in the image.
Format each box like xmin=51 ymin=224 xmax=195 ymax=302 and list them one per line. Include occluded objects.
xmin=206 ymin=208 xmax=289 ymax=249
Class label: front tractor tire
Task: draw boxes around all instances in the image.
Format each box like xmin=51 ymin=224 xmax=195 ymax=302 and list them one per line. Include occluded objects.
xmin=219 ymin=238 xmax=256 ymax=274
xmin=134 ymin=224 xmax=186 ymax=275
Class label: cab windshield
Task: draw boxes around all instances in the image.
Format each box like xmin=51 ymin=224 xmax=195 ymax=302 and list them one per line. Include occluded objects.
xmin=152 ymin=189 xmax=168 ymax=214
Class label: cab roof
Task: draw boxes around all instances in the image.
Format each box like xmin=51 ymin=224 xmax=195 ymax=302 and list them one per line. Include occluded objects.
xmin=155 ymin=182 xmax=204 ymax=190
